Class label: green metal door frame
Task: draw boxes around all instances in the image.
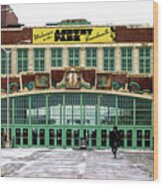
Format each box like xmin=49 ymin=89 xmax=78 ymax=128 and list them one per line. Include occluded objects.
xmin=1 ymin=124 xmax=153 ymax=150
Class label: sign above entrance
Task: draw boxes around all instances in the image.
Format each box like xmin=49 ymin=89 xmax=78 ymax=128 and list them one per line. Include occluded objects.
xmin=32 ymin=27 xmax=115 ymax=44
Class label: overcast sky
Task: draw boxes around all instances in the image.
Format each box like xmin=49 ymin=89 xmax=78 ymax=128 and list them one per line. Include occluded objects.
xmin=10 ymin=0 xmax=153 ymax=27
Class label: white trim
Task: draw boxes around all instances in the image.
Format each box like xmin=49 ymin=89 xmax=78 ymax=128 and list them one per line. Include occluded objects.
xmin=2 ymin=43 xmax=153 ymax=48
xmin=1 ymin=89 xmax=153 ymax=100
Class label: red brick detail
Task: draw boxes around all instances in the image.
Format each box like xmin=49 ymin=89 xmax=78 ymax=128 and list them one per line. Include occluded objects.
xmin=22 ymin=74 xmax=35 ymax=86
xmin=51 ymin=70 xmax=64 ymax=84
xmin=116 ymin=26 xmax=153 ymax=43
xmin=1 ymin=77 xmax=20 ymax=90
xmin=81 ymin=69 xmax=96 ymax=85
xmin=1 ymin=28 xmax=32 ymax=44
xmin=112 ymin=74 xmax=127 ymax=84
xmin=128 ymin=76 xmax=153 ymax=91
xmin=1 ymin=26 xmax=153 ymax=45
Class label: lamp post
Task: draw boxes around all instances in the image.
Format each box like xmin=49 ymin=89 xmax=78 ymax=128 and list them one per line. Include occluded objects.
xmin=2 ymin=39 xmax=31 ymax=148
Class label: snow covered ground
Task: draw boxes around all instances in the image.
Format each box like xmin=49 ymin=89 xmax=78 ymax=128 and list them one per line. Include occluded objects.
xmin=1 ymin=148 xmax=154 ymax=181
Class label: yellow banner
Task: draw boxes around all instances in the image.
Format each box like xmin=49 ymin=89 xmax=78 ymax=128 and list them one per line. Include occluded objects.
xmin=32 ymin=27 xmax=115 ymax=44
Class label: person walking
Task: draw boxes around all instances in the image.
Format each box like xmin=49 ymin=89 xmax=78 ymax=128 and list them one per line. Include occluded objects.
xmin=109 ymin=126 xmax=120 ymax=159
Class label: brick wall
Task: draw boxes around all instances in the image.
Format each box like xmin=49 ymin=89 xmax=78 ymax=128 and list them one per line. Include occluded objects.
xmin=1 ymin=28 xmax=32 ymax=44
xmin=1 ymin=77 xmax=20 ymax=90
xmin=1 ymin=26 xmax=153 ymax=45
xmin=116 ymin=26 xmax=153 ymax=43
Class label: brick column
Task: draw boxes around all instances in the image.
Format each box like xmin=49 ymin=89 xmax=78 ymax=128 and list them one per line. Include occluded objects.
xmin=97 ymin=47 xmax=103 ymax=71
xmin=80 ymin=47 xmax=85 ymax=67
xmin=115 ymin=47 xmax=121 ymax=72
xmin=45 ymin=47 xmax=51 ymax=72
xmin=28 ymin=48 xmax=34 ymax=72
xmin=11 ymin=48 xmax=17 ymax=74
xmin=133 ymin=47 xmax=139 ymax=74
xmin=62 ymin=47 xmax=68 ymax=67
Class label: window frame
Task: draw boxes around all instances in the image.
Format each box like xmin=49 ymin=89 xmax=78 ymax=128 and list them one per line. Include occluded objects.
xmin=86 ymin=47 xmax=97 ymax=67
xmin=121 ymin=47 xmax=133 ymax=72
xmin=103 ymin=47 xmax=115 ymax=71
xmin=34 ymin=48 xmax=45 ymax=71
xmin=1 ymin=49 xmax=12 ymax=74
xmin=139 ymin=47 xmax=151 ymax=73
xmin=17 ymin=48 xmax=28 ymax=73
xmin=68 ymin=48 xmax=80 ymax=66
xmin=51 ymin=48 xmax=62 ymax=67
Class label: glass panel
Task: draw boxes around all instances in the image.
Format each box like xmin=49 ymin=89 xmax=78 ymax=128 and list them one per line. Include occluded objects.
xmin=75 ymin=49 xmax=79 ymax=57
xmin=15 ymin=96 xmax=29 ymax=124
xmin=34 ymin=48 xmax=45 ymax=71
xmin=118 ymin=97 xmax=133 ymax=125
xmin=127 ymin=130 xmax=132 ymax=147
xmin=103 ymin=48 xmax=115 ymax=71
xmin=1 ymin=99 xmax=7 ymax=124
xmin=119 ymin=130 xmax=125 ymax=147
xmin=49 ymin=129 xmax=55 ymax=145
xmin=32 ymin=128 xmax=38 ymax=145
xmin=145 ymin=130 xmax=150 ymax=147
xmin=74 ymin=129 xmax=80 ymax=146
xmin=51 ymin=48 xmax=62 ymax=67
xmin=101 ymin=129 xmax=107 ymax=147
xmin=17 ymin=49 xmax=28 ymax=73
xmin=65 ymin=94 xmax=80 ymax=125
xmin=68 ymin=48 xmax=79 ymax=66
xmin=86 ymin=48 xmax=97 ymax=67
xmin=139 ymin=48 xmax=151 ymax=73
xmin=1 ymin=128 xmax=5 ymax=147
xmin=31 ymin=95 xmax=46 ymax=124
xmin=83 ymin=94 xmax=97 ymax=125
xmin=39 ymin=129 xmax=45 ymax=145
xmin=48 ymin=94 xmax=62 ymax=125
xmin=136 ymin=99 xmax=152 ymax=125
xmin=16 ymin=128 xmax=21 ymax=145
xmin=66 ymin=129 xmax=72 ymax=146
xmin=91 ymin=130 xmax=96 ymax=146
xmin=57 ymin=129 xmax=62 ymax=146
xmin=137 ymin=130 xmax=142 ymax=147
xmin=121 ymin=48 xmax=132 ymax=72
xmin=1 ymin=99 xmax=12 ymax=124
xmin=83 ymin=129 xmax=89 ymax=146
xmin=23 ymin=129 xmax=28 ymax=145
xmin=1 ymin=49 xmax=12 ymax=74
xmin=100 ymin=95 xmax=116 ymax=125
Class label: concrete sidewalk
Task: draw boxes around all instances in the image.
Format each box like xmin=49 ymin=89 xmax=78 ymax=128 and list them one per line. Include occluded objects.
xmin=1 ymin=148 xmax=154 ymax=180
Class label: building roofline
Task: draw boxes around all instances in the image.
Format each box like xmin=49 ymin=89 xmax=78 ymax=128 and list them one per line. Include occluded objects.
xmin=1 ymin=24 xmax=153 ymax=30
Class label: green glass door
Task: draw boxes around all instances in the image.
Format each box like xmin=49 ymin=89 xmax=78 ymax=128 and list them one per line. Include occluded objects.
xmin=66 ymin=129 xmax=72 ymax=148
xmin=136 ymin=129 xmax=153 ymax=149
xmin=80 ymin=129 xmax=97 ymax=149
xmin=31 ymin=128 xmax=46 ymax=147
xmin=48 ymin=128 xmax=63 ymax=148
xmin=56 ymin=128 xmax=63 ymax=148
xmin=73 ymin=129 xmax=80 ymax=149
xmin=15 ymin=128 xmax=29 ymax=147
xmin=1 ymin=128 xmax=5 ymax=148
xmin=101 ymin=129 xmax=109 ymax=149
xmin=39 ymin=129 xmax=46 ymax=146
xmin=49 ymin=128 xmax=55 ymax=147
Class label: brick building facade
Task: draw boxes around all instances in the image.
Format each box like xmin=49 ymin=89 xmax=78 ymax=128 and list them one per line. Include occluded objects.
xmin=1 ymin=5 xmax=18 ymax=27
xmin=1 ymin=19 xmax=154 ymax=149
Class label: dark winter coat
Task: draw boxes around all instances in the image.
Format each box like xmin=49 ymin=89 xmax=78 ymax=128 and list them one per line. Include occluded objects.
xmin=109 ymin=130 xmax=120 ymax=148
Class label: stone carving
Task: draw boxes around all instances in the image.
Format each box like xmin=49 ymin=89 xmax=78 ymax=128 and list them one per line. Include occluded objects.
xmin=57 ymin=67 xmax=91 ymax=89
